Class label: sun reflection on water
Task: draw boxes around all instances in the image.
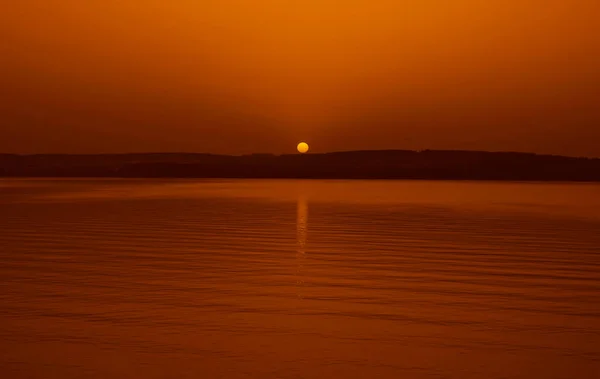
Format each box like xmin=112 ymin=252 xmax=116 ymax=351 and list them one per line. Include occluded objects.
xmin=296 ymin=195 xmax=308 ymax=298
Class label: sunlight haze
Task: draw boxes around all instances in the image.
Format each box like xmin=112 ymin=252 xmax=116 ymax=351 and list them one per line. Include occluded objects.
xmin=2 ymin=0 xmax=599 ymax=155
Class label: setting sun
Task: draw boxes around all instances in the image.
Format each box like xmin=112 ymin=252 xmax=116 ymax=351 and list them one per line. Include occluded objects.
xmin=297 ymin=142 xmax=309 ymax=154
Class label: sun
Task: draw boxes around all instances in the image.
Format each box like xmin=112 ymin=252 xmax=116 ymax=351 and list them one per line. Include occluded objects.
xmin=297 ymin=142 xmax=309 ymax=154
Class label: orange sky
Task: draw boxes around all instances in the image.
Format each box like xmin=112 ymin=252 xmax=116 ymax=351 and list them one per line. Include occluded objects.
xmin=1 ymin=0 xmax=599 ymax=156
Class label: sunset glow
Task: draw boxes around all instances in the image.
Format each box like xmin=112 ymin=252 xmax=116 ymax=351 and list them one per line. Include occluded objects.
xmin=2 ymin=3 xmax=600 ymax=377
xmin=2 ymin=1 xmax=599 ymax=156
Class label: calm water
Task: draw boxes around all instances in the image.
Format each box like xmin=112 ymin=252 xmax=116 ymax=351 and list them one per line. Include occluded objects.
xmin=1 ymin=179 xmax=600 ymax=378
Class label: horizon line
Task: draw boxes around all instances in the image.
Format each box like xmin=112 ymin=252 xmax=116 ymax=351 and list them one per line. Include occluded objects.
xmin=1 ymin=149 xmax=598 ymax=160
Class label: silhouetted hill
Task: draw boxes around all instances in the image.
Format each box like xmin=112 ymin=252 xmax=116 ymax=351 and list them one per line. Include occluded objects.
xmin=1 ymin=150 xmax=599 ymax=181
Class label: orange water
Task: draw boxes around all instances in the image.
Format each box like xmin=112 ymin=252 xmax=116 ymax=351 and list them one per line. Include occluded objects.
xmin=1 ymin=179 xmax=599 ymax=378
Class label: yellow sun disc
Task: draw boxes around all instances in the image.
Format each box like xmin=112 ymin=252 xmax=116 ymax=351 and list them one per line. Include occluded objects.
xmin=297 ymin=142 xmax=309 ymax=153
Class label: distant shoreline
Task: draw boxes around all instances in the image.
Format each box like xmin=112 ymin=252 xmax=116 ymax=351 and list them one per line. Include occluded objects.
xmin=2 ymin=150 xmax=599 ymax=182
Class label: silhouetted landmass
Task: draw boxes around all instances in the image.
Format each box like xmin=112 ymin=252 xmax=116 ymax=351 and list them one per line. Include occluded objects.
xmin=1 ymin=150 xmax=600 ymax=181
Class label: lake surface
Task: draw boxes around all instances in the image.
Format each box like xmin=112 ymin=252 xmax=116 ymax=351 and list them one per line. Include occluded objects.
xmin=1 ymin=179 xmax=600 ymax=378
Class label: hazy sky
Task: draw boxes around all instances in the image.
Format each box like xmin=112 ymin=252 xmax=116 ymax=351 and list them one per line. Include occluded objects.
xmin=2 ymin=0 xmax=599 ymax=156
